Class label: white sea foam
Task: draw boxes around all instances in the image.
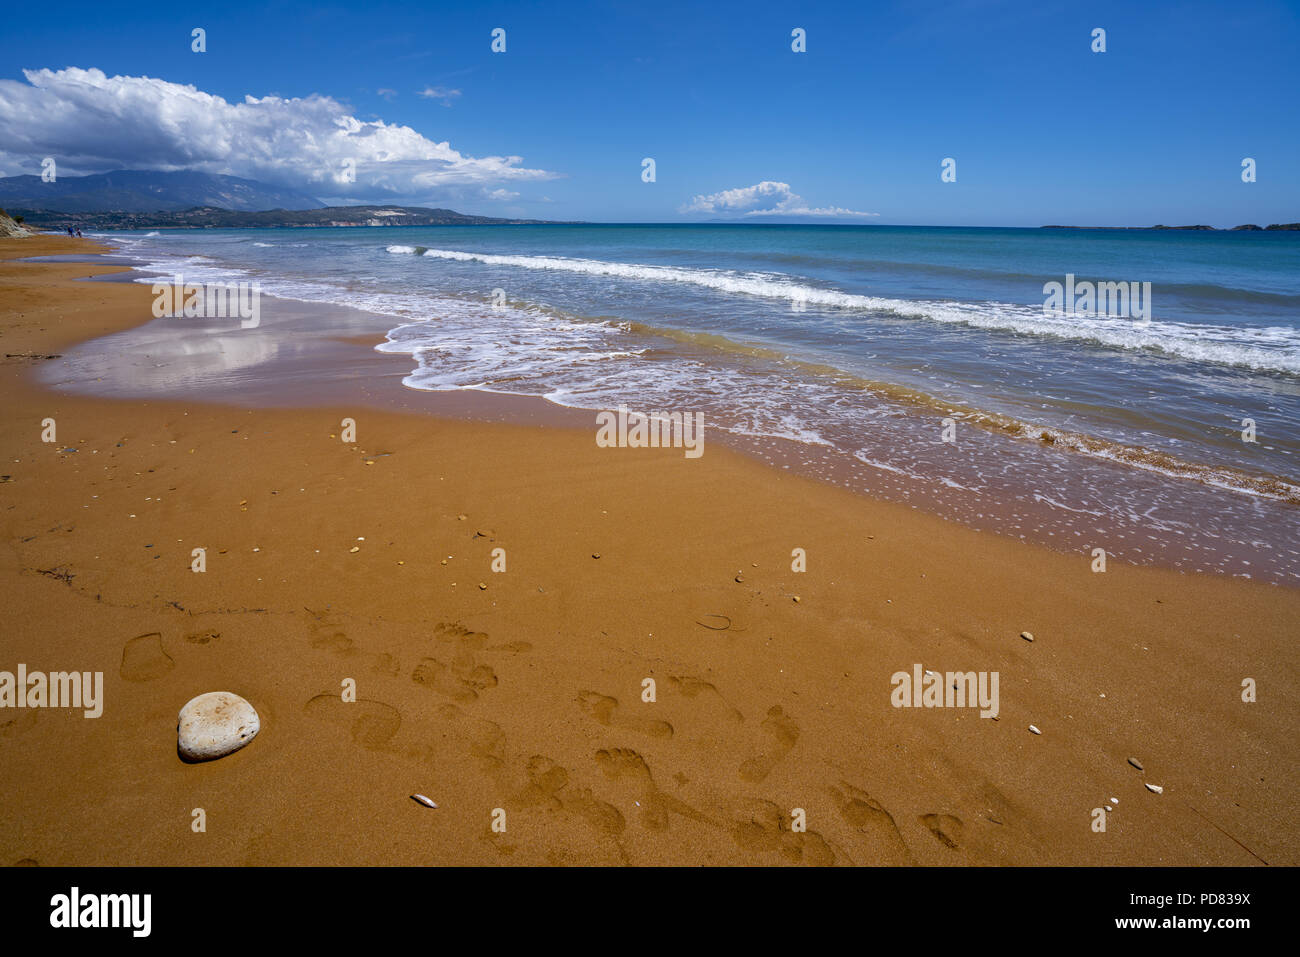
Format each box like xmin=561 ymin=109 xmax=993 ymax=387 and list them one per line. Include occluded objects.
xmin=389 ymin=246 xmax=1300 ymax=374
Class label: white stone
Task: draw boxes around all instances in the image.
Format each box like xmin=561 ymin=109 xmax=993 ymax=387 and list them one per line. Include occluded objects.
xmin=178 ymin=692 xmax=260 ymax=761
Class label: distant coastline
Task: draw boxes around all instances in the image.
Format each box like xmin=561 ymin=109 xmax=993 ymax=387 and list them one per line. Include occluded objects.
xmin=1042 ymin=223 xmax=1299 ymax=231
xmin=6 ymin=205 xmax=585 ymax=230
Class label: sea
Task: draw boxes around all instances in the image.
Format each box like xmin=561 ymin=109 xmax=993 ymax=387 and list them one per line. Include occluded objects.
xmin=65 ymin=224 xmax=1300 ymax=583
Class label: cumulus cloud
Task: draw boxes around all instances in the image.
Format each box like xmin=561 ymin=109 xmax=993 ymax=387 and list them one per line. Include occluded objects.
xmin=0 ymin=68 xmax=555 ymax=204
xmin=680 ymin=180 xmax=875 ymax=219
xmin=416 ymin=86 xmax=461 ymax=105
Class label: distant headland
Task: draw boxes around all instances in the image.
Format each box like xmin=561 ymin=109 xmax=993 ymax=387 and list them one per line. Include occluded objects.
xmin=1042 ymin=223 xmax=1299 ymax=231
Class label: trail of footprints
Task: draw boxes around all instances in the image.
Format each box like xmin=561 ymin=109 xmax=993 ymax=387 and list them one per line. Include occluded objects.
xmin=122 ymin=615 xmax=957 ymax=864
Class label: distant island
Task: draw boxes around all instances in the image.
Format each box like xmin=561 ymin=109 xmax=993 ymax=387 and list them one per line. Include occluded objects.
xmin=1042 ymin=223 xmax=1299 ymax=231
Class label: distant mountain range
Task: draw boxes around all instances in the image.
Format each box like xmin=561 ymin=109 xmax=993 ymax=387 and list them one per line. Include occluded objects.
xmin=9 ymin=205 xmax=578 ymax=230
xmin=0 ymin=169 xmax=324 ymax=213
xmin=0 ymin=169 xmax=580 ymax=228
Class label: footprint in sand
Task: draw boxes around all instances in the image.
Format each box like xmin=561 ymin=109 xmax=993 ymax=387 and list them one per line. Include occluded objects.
xmin=432 ymin=622 xmax=488 ymax=649
xmin=412 ymin=656 xmax=495 ymax=702
xmin=436 ymin=703 xmax=507 ymax=772
xmin=515 ymin=755 xmax=627 ymax=839
xmin=1 ymin=710 xmax=39 ymax=737
xmin=738 ymin=705 xmax=799 ymax=782
xmin=595 ymin=747 xmax=713 ymax=831
xmin=666 ymin=675 xmax=744 ymax=723
xmin=488 ymin=640 xmax=533 ymax=654
xmin=731 ymin=799 xmax=835 ymax=865
xmin=829 ymin=781 xmax=914 ymax=865
xmin=303 ymin=693 xmax=401 ymax=749
xmin=577 ymin=691 xmax=673 ymax=739
xmin=515 ymin=755 xmax=570 ymax=810
xmin=120 ymin=632 xmax=174 ymax=681
xmin=919 ymin=813 xmax=963 ymax=850
xmin=310 ymin=631 xmax=354 ymax=655
xmin=411 ymin=624 xmax=499 ymax=701
xmin=306 ymin=615 xmax=404 ymax=676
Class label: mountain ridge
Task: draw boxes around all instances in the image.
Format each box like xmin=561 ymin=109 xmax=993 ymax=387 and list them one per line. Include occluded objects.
xmin=0 ymin=169 xmax=325 ymax=213
xmin=10 ymin=204 xmax=583 ymax=229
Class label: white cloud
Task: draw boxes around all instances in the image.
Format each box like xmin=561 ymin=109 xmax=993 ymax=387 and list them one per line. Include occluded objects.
xmin=0 ymin=68 xmax=555 ymax=204
xmin=375 ymin=88 xmax=398 ymax=101
xmin=680 ymin=180 xmax=875 ymax=219
xmin=416 ymin=86 xmax=461 ymax=105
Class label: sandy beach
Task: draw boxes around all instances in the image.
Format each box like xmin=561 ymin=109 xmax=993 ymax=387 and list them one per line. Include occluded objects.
xmin=1 ymin=234 xmax=1296 ymax=866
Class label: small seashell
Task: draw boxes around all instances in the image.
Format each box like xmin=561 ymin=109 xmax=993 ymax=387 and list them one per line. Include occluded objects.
xmin=792 ymin=596 xmax=801 ymax=603
xmin=1028 ymin=724 xmax=1041 ymax=735
xmin=349 ymin=546 xmax=359 ymax=553
xmin=1020 ymin=631 xmax=1034 ymax=642
xmin=478 ymin=582 xmax=487 ymax=590
xmin=410 ymin=794 xmax=439 ymax=809
xmin=1127 ymin=757 xmax=1144 ymax=771
xmin=1145 ymin=783 xmax=1163 ymax=794
xmin=1110 ymin=797 xmax=1119 ymax=805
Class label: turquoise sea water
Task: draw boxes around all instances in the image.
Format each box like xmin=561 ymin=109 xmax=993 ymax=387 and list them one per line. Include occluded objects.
xmin=84 ymin=224 xmax=1300 ymax=581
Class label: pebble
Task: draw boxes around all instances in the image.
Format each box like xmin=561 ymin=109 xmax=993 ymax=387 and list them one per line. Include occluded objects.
xmin=478 ymin=582 xmax=487 ymax=590
xmin=1020 ymin=631 xmax=1034 ymax=642
xmin=1028 ymin=725 xmax=1041 ymax=735
xmin=792 ymin=596 xmax=801 ymax=603
xmin=734 ymin=574 xmax=744 ymax=583
xmin=1127 ymin=757 xmax=1144 ymax=771
xmin=592 ymin=553 xmax=600 ymax=559
xmin=349 ymin=546 xmax=359 ymax=553
xmin=177 ymin=692 xmax=259 ymax=762
xmin=1145 ymin=783 xmax=1164 ymax=795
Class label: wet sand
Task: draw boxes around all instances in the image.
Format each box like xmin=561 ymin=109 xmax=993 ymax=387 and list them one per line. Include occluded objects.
xmin=1 ymin=234 xmax=1296 ymax=866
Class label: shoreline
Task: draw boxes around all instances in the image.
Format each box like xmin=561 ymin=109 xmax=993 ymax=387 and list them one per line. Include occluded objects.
xmin=2 ymin=234 xmax=1297 ymax=866
xmin=35 ymin=241 xmax=1300 ymax=585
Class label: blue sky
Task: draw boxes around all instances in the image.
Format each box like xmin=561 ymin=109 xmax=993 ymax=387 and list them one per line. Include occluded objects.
xmin=1 ymin=0 xmax=1297 ymax=226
